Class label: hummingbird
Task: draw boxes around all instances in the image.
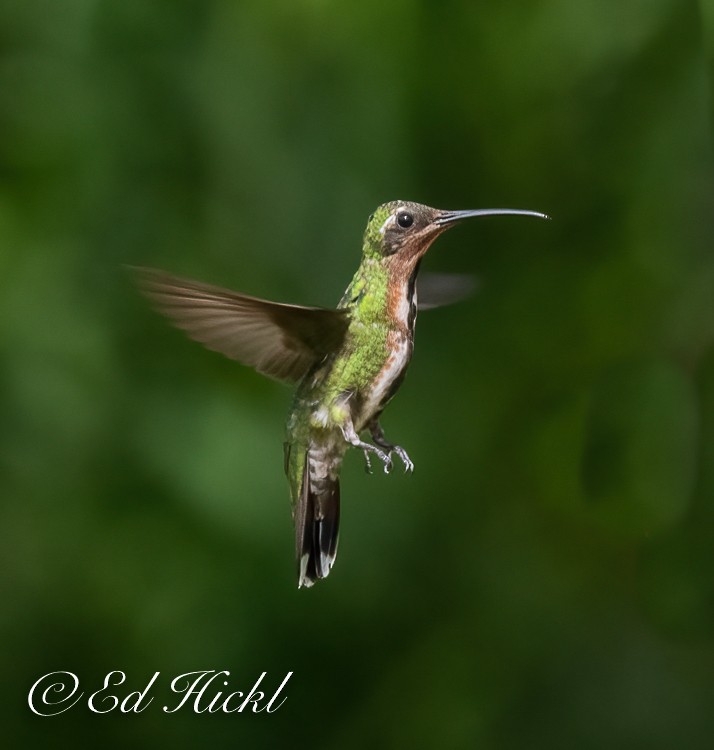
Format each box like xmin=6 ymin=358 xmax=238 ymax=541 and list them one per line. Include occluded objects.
xmin=134 ymin=201 xmax=547 ymax=587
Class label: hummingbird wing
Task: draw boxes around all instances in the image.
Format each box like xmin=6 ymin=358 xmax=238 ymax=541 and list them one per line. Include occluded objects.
xmin=132 ymin=267 xmax=349 ymax=382
xmin=416 ymin=272 xmax=477 ymax=310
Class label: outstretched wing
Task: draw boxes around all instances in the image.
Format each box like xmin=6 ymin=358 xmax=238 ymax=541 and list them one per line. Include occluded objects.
xmin=132 ymin=267 xmax=349 ymax=383
xmin=417 ymin=272 xmax=477 ymax=310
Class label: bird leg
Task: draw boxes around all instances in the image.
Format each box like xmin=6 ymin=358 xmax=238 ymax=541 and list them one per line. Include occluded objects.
xmin=369 ymin=419 xmax=414 ymax=473
xmin=341 ymin=419 xmax=393 ymax=474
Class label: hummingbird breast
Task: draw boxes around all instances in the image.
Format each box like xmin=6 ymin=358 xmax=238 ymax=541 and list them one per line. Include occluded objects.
xmin=352 ymin=273 xmax=417 ymax=431
xmin=291 ymin=264 xmax=418 ymax=441
xmin=353 ymin=328 xmax=412 ymax=431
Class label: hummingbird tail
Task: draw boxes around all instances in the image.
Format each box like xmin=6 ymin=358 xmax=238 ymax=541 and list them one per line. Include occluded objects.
xmin=295 ymin=449 xmax=341 ymax=588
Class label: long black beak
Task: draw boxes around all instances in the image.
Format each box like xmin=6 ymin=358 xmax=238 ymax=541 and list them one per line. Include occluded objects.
xmin=435 ymin=208 xmax=550 ymax=226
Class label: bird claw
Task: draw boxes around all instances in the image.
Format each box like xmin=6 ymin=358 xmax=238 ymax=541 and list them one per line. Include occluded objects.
xmin=394 ymin=446 xmax=414 ymax=473
xmin=365 ymin=446 xmax=412 ymax=474
xmin=344 ymin=424 xmax=399 ymax=475
xmin=376 ymin=449 xmax=392 ymax=474
xmin=367 ymin=421 xmax=413 ymax=475
xmin=363 ymin=448 xmax=391 ymax=473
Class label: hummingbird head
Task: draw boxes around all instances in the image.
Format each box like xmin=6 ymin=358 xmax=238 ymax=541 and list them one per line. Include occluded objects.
xmin=362 ymin=200 xmax=548 ymax=271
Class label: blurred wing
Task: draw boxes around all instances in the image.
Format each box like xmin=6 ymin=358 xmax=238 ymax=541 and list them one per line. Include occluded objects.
xmin=132 ymin=267 xmax=349 ymax=383
xmin=417 ymin=272 xmax=478 ymax=310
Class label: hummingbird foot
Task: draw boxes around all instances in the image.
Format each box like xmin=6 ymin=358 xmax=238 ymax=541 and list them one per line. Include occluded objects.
xmin=392 ymin=445 xmax=414 ymax=473
xmin=373 ymin=447 xmax=393 ymax=473
xmin=341 ymin=422 xmax=393 ymax=473
xmin=368 ymin=419 xmax=414 ymax=473
xmin=363 ymin=450 xmax=373 ymax=474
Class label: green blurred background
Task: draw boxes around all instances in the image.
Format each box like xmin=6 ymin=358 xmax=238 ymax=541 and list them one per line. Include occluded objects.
xmin=2 ymin=0 xmax=714 ymax=747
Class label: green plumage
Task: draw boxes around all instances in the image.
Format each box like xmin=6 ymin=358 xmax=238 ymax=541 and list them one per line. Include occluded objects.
xmin=134 ymin=200 xmax=547 ymax=588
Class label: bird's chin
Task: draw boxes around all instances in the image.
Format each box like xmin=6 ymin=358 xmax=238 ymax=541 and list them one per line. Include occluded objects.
xmin=411 ymin=226 xmax=450 ymax=260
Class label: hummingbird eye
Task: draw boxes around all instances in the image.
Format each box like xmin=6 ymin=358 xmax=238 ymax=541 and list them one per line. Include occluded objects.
xmin=397 ymin=212 xmax=414 ymax=229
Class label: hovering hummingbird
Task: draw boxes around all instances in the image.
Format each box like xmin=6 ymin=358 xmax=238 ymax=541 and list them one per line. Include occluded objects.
xmin=135 ymin=201 xmax=547 ymax=587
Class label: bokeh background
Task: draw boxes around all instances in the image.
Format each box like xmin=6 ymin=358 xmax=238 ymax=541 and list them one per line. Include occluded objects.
xmin=2 ymin=0 xmax=714 ymax=747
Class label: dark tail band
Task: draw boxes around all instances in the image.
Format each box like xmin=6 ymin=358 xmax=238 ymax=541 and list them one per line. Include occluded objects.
xmin=296 ymin=452 xmax=340 ymax=588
